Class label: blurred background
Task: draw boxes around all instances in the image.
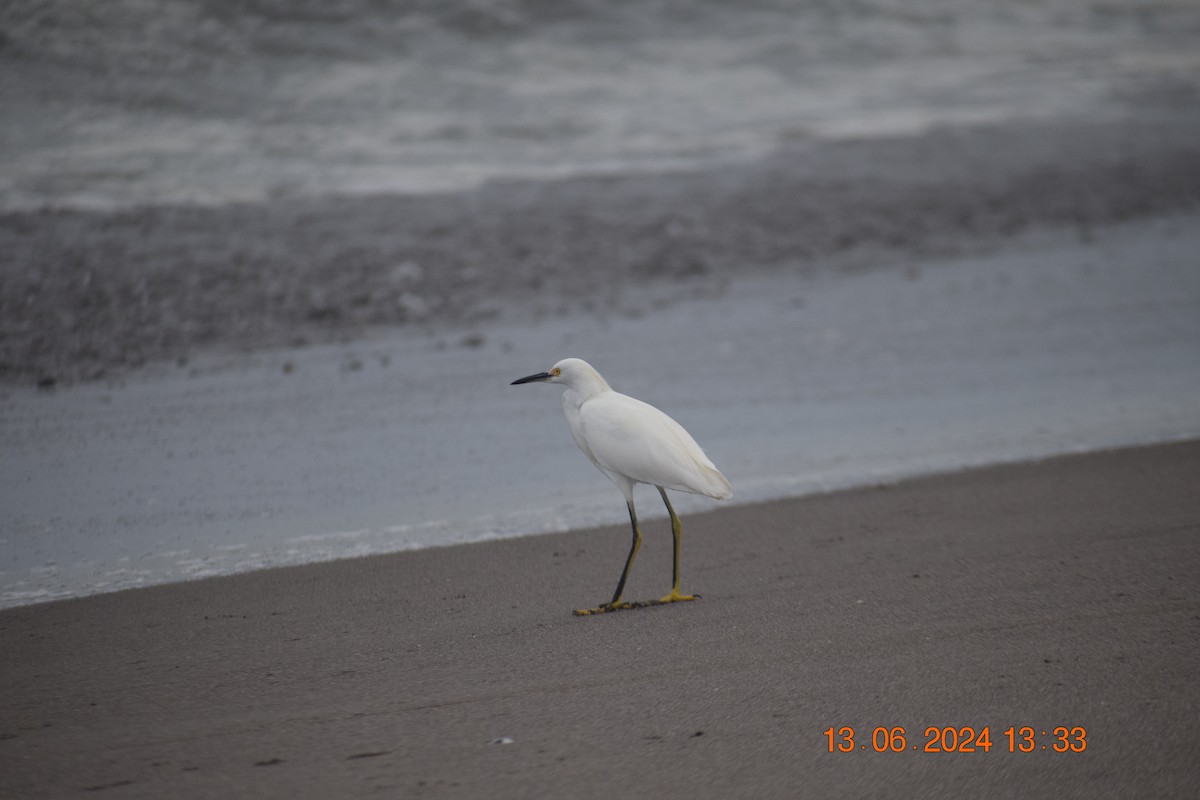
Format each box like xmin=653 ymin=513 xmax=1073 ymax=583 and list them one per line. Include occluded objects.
xmin=3 ymin=0 xmax=1194 ymax=209
xmin=2 ymin=0 xmax=1199 ymax=605
xmin=3 ymin=0 xmax=1199 ymax=382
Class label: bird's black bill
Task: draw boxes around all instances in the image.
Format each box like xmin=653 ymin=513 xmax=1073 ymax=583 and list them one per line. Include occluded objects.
xmin=511 ymin=371 xmax=552 ymax=385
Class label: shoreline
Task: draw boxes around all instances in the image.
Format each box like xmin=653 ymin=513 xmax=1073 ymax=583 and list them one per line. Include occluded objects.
xmin=2 ymin=431 xmax=1197 ymax=611
xmin=3 ymin=440 xmax=1198 ymax=797
xmin=4 ymin=207 xmax=1199 ymax=610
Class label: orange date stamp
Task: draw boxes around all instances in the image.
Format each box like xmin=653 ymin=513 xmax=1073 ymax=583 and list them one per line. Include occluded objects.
xmin=824 ymin=726 xmax=1087 ymax=753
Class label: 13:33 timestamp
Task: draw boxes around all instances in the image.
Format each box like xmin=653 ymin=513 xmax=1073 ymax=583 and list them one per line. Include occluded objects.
xmin=823 ymin=725 xmax=1087 ymax=753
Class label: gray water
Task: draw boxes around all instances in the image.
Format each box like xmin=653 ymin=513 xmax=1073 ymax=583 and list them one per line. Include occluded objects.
xmin=3 ymin=0 xmax=1197 ymax=209
xmin=3 ymin=213 xmax=1199 ymax=607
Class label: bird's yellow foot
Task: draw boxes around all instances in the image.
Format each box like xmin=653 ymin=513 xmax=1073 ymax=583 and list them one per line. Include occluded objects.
xmin=573 ymin=594 xmax=700 ymax=615
xmin=573 ymin=601 xmax=634 ymax=616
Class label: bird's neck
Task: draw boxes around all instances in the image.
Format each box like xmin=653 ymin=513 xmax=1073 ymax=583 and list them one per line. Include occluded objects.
xmin=562 ymin=370 xmax=612 ymax=407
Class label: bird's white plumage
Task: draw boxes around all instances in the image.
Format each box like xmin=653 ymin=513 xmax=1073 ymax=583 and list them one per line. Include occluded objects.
xmin=579 ymin=392 xmax=731 ymax=500
xmin=541 ymin=358 xmax=731 ymax=502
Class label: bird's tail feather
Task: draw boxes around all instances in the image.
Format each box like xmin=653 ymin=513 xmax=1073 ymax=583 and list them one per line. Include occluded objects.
xmin=697 ymin=465 xmax=733 ymax=500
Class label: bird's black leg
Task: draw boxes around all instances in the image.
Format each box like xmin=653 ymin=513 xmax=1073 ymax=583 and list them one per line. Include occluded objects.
xmin=574 ymin=500 xmax=640 ymax=615
xmin=610 ymin=500 xmax=642 ymax=604
xmin=656 ymin=487 xmax=697 ymax=604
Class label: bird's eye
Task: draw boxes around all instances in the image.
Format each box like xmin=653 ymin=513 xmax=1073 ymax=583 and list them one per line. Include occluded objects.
xmin=551 ymin=367 xmax=561 ymax=376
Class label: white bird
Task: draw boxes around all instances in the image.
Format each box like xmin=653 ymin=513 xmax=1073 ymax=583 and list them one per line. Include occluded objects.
xmin=511 ymin=358 xmax=731 ymax=615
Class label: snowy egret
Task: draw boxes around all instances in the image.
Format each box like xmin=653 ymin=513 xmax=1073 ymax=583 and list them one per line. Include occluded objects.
xmin=511 ymin=358 xmax=732 ymax=615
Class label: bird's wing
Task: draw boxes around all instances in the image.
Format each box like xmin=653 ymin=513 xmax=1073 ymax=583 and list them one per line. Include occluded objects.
xmin=579 ymin=392 xmax=732 ymax=499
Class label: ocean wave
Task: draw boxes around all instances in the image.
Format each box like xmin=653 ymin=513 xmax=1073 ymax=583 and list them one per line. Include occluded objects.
xmin=4 ymin=0 xmax=1196 ymax=210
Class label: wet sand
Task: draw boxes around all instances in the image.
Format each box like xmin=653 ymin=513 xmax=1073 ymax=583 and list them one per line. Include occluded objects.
xmin=2 ymin=440 xmax=1197 ymax=798
xmin=4 ymin=113 xmax=1199 ymax=386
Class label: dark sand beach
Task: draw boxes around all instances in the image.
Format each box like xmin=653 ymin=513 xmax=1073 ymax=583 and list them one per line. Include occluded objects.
xmin=3 ymin=440 xmax=1197 ymax=798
